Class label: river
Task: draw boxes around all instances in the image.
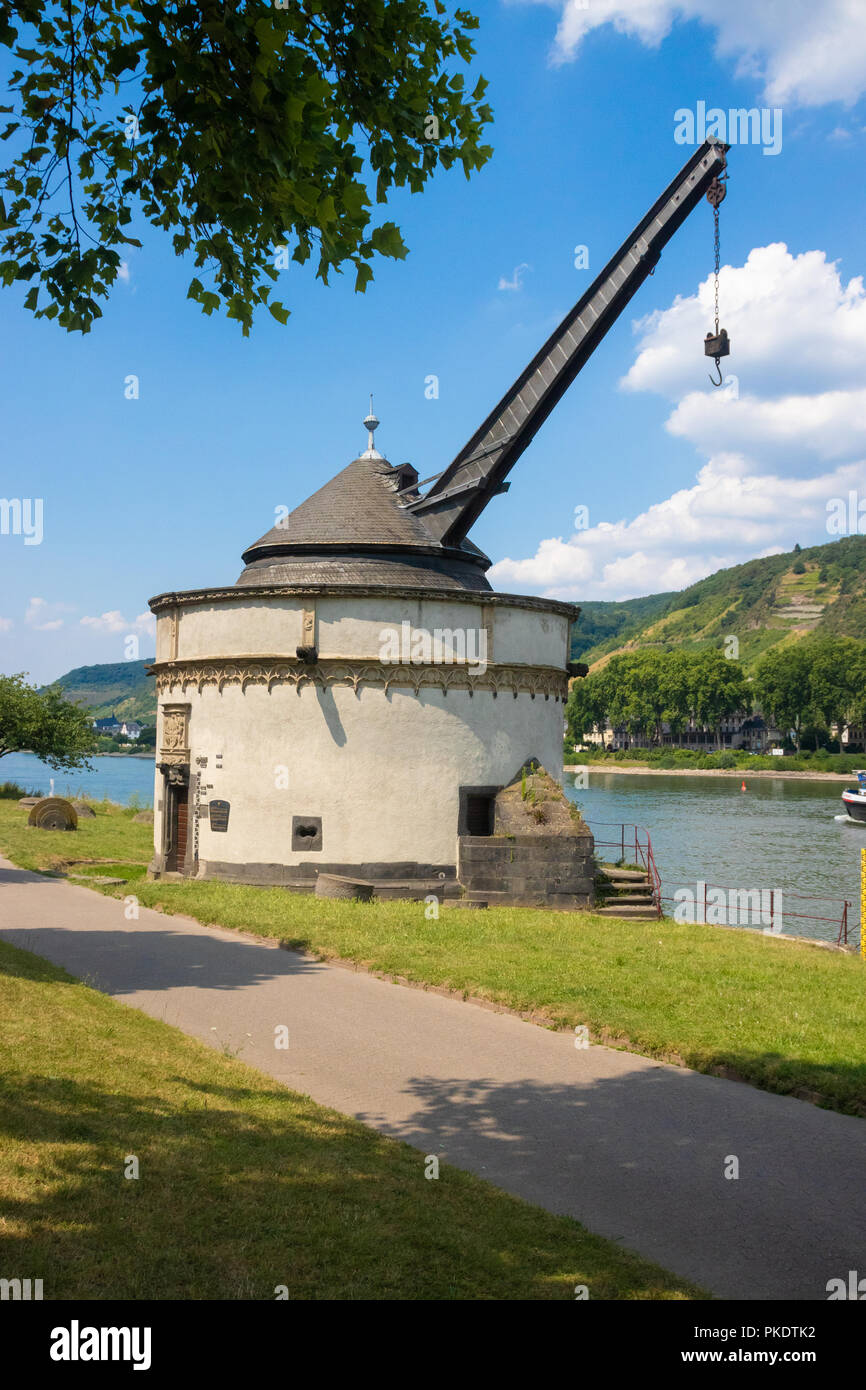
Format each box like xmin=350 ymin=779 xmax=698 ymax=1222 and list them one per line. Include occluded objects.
xmin=565 ymin=770 xmax=864 ymax=944
xmin=2 ymin=752 xmax=156 ymax=807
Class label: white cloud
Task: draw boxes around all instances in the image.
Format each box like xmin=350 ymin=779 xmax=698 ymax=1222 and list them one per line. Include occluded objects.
xmin=498 ymin=262 xmax=532 ymax=291
xmin=80 ymin=610 xmax=155 ymax=635
xmin=623 ymin=245 xmax=866 ymax=401
xmin=117 ymin=260 xmax=130 ymax=282
xmin=524 ymin=0 xmax=866 ymax=107
xmin=25 ymin=596 xmax=74 ymax=631
xmin=489 ymin=241 xmax=866 ymax=600
xmin=0 ymin=617 xmax=13 ymax=633
xmin=489 ymin=455 xmax=864 ymax=599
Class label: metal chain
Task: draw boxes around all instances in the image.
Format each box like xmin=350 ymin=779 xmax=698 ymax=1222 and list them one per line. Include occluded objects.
xmin=713 ymin=202 xmax=721 ymax=337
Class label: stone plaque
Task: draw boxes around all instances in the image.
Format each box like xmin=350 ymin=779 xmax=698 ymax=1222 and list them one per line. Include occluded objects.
xmin=208 ymin=799 xmax=230 ymax=833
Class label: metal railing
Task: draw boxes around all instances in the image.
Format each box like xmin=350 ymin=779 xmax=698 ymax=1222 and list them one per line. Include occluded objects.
xmin=586 ymin=821 xmax=662 ymax=918
xmin=657 ymin=882 xmax=854 ymax=947
xmin=585 ymin=821 xmax=856 ymax=945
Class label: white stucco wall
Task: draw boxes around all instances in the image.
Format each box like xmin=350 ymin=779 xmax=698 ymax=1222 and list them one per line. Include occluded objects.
xmin=180 ymin=681 xmax=562 ymax=868
xmin=152 ymin=589 xmax=572 ymax=875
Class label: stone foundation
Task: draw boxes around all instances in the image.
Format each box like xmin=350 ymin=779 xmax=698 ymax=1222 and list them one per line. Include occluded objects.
xmin=457 ymin=833 xmax=594 ymax=908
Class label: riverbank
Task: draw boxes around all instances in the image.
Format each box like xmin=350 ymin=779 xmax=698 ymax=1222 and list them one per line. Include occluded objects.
xmin=565 ymin=764 xmax=852 ymax=780
xmin=1 ymin=800 xmax=864 ymax=1116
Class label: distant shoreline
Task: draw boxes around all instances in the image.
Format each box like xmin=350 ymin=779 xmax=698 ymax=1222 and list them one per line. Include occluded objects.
xmin=563 ymin=763 xmax=853 ymax=782
xmin=100 ymin=751 xmax=155 ymax=759
xmin=13 ymin=750 xmax=155 ymax=761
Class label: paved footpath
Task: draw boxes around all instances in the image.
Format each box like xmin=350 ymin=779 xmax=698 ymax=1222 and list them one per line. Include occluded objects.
xmin=2 ymin=853 xmax=864 ymax=1300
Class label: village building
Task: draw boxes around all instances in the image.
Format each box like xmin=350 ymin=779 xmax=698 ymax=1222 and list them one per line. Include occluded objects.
xmin=579 ymin=712 xmax=785 ymax=753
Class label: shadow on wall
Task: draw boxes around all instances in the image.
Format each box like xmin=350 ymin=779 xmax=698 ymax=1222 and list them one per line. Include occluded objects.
xmin=315 ymin=684 xmax=348 ymax=746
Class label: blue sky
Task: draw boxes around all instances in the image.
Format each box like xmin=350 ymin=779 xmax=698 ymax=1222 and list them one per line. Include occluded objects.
xmin=3 ymin=0 xmax=866 ymax=683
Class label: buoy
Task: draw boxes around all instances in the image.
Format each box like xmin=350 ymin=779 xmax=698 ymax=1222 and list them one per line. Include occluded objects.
xmin=741 ymin=781 xmax=747 ymax=792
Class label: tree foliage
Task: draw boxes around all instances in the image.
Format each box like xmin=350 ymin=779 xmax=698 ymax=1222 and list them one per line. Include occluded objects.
xmin=567 ymin=639 xmax=866 ymax=753
xmin=754 ymin=638 xmax=866 ymax=751
xmin=0 ymin=671 xmax=97 ymax=767
xmin=567 ymin=649 xmax=747 ymax=750
xmin=0 ymin=0 xmax=492 ymax=332
xmin=752 ymin=644 xmax=815 ymax=751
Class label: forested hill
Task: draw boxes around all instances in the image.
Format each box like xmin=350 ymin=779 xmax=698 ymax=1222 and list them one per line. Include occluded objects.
xmin=570 ymin=535 xmax=866 ymax=670
xmin=48 ymin=659 xmax=157 ymax=721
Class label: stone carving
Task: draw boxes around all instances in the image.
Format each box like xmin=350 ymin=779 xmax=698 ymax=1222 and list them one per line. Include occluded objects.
xmin=153 ymin=657 xmax=568 ymax=702
xmin=159 ymin=704 xmax=190 ymax=767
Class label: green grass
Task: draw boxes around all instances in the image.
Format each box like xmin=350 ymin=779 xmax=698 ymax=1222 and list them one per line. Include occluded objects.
xmin=0 ymin=798 xmax=151 ymax=872
xmin=568 ymin=746 xmax=863 ymax=773
xmin=2 ymin=800 xmax=865 ymax=1116
xmin=0 ymin=938 xmax=700 ymax=1300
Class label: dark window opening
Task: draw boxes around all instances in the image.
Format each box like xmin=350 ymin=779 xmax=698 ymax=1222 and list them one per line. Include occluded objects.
xmin=466 ymin=795 xmax=494 ymax=836
xmin=292 ymin=815 xmax=322 ymax=852
xmin=458 ymin=786 xmax=498 ymax=837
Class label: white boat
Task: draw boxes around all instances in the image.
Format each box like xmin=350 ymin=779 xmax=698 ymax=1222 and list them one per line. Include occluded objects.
xmin=840 ymin=771 xmax=866 ymax=824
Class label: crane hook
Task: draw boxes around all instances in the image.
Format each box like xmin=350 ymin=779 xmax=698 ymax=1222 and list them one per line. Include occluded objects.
xmin=708 ymin=357 xmax=724 ymax=387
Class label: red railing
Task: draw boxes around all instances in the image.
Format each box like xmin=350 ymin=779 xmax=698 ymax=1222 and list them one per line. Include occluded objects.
xmin=586 ymin=821 xmax=662 ymax=918
xmin=585 ymin=821 xmax=855 ymax=945
xmin=656 ymin=882 xmax=854 ymax=946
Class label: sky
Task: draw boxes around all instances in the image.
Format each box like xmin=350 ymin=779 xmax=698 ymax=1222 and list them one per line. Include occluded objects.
xmin=2 ymin=0 xmax=866 ymax=684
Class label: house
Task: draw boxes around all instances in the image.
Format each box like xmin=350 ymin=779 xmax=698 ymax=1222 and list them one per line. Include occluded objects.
xmin=92 ymin=716 xmax=122 ymax=735
xmin=577 ymin=711 xmax=784 ymax=751
xmin=92 ymin=717 xmax=142 ymax=740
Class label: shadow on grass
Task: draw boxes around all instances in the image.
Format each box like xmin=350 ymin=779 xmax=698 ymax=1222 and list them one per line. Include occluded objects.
xmin=0 ymin=1067 xmax=690 ymax=1302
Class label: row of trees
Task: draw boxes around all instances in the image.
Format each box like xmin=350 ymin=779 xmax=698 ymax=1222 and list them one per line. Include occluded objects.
xmin=566 ymin=649 xmax=750 ymax=750
xmin=566 ymin=638 xmax=866 ymax=752
xmin=753 ymin=637 xmax=866 ymax=750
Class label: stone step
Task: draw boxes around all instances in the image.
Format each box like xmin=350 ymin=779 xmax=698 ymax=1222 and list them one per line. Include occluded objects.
xmin=596 ymin=903 xmax=659 ymax=918
xmin=602 ymin=892 xmax=655 ymax=906
xmin=599 ymin=866 xmax=649 ymax=882
xmin=370 ymin=880 xmax=461 ymax=902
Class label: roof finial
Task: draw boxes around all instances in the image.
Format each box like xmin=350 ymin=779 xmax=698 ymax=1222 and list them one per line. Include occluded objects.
xmin=361 ymin=395 xmax=383 ymax=459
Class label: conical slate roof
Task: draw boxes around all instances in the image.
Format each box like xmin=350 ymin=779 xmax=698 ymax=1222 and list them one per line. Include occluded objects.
xmin=243 ymin=455 xmax=436 ymax=555
xmin=237 ymin=446 xmax=492 ymax=592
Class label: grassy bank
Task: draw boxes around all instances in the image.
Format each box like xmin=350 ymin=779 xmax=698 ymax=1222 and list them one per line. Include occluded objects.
xmin=565 ymin=746 xmax=864 ymax=774
xmin=0 ymin=938 xmax=699 ymax=1300
xmin=0 ymin=794 xmax=149 ymax=870
xmin=1 ymin=801 xmax=864 ymax=1116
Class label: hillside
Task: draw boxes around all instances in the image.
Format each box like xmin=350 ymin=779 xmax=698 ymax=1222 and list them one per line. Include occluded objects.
xmin=570 ymin=535 xmax=866 ymax=671
xmin=49 ymin=658 xmax=157 ymax=721
xmin=570 ymin=592 xmax=675 ymax=659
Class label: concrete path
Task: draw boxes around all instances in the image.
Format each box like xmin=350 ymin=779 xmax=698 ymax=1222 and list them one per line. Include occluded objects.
xmin=1 ymin=853 xmax=864 ymax=1301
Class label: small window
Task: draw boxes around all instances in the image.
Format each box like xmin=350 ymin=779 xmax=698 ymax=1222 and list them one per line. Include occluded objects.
xmin=292 ymin=815 xmax=322 ymax=852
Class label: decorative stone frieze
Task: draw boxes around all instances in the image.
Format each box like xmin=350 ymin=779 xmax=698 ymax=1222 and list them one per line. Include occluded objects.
xmin=152 ymin=657 xmax=569 ymax=702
